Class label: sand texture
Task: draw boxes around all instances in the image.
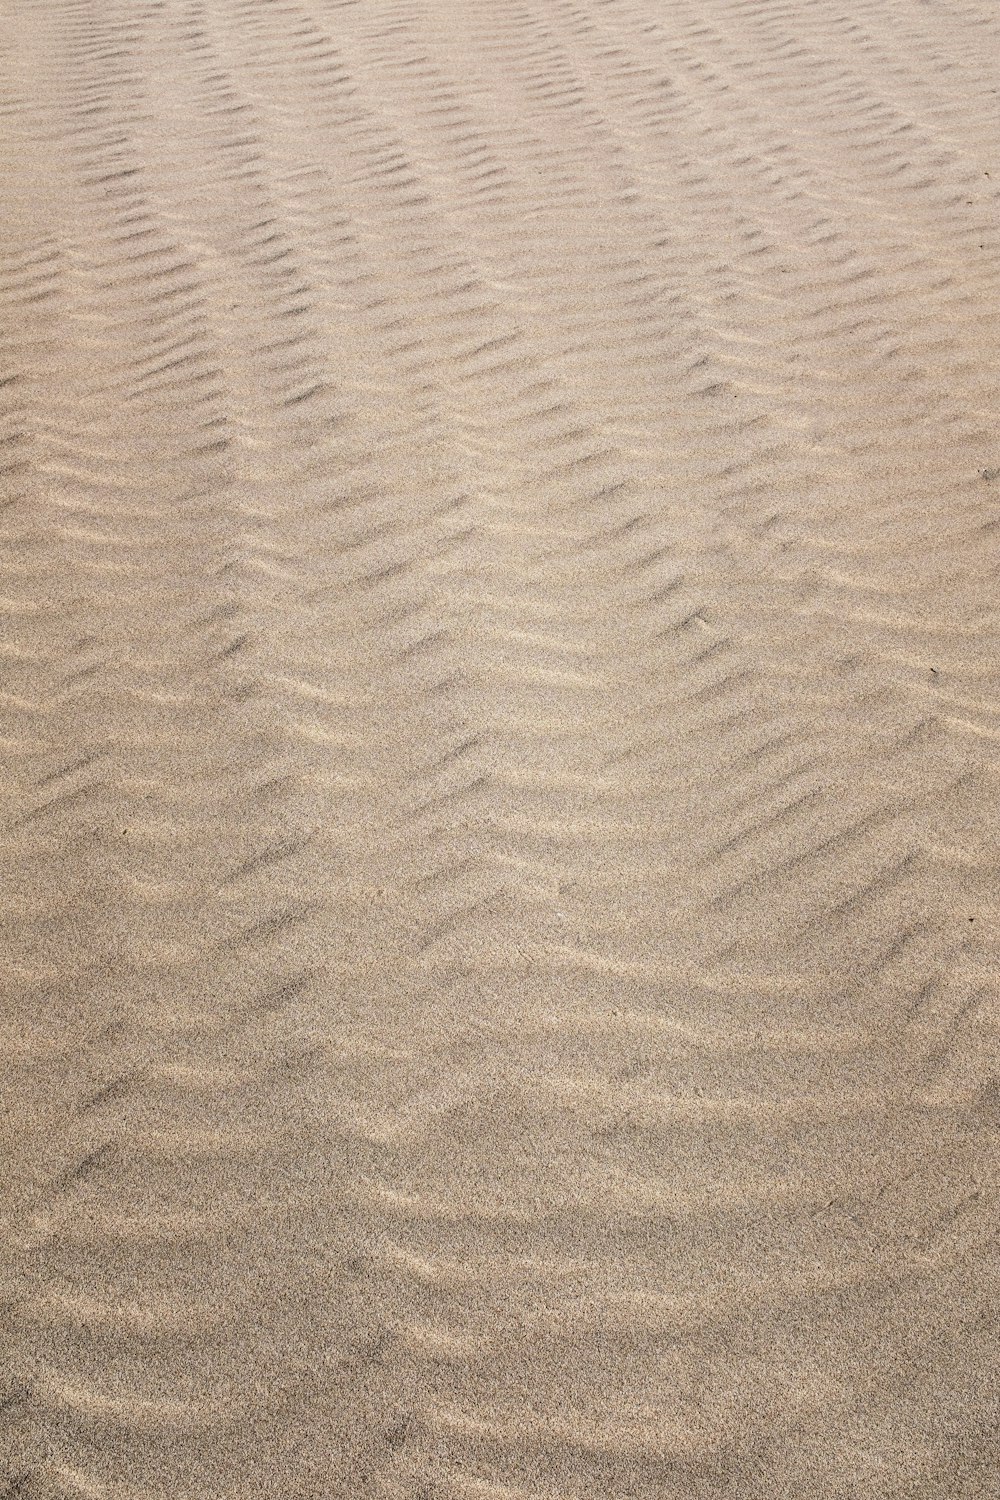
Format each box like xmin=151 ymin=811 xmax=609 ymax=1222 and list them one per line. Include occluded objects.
xmin=2 ymin=0 xmax=999 ymax=1495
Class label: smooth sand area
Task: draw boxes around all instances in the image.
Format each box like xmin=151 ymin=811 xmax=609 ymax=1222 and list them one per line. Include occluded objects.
xmin=2 ymin=0 xmax=999 ymax=1494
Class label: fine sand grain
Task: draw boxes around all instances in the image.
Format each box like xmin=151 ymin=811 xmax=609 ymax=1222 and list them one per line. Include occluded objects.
xmin=2 ymin=0 xmax=999 ymax=1495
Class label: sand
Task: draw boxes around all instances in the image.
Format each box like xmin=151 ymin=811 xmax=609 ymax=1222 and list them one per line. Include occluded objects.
xmin=2 ymin=0 xmax=999 ymax=1494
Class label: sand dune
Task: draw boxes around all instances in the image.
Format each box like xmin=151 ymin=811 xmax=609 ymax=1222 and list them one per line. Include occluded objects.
xmin=2 ymin=0 xmax=999 ymax=1494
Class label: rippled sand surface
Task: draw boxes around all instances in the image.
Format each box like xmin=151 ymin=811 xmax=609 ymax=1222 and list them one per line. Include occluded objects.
xmin=2 ymin=1 xmax=999 ymax=1494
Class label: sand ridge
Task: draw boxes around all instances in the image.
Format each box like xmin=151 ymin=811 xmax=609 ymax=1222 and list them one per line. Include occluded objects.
xmin=1 ymin=0 xmax=999 ymax=1495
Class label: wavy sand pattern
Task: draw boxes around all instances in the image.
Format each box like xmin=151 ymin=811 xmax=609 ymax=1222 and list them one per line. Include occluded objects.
xmin=2 ymin=0 xmax=999 ymax=1495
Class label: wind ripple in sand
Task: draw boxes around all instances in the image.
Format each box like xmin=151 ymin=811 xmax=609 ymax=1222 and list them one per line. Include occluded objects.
xmin=2 ymin=0 xmax=999 ymax=1495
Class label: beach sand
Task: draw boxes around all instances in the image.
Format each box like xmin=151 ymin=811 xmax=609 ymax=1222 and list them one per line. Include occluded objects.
xmin=2 ymin=0 xmax=999 ymax=1494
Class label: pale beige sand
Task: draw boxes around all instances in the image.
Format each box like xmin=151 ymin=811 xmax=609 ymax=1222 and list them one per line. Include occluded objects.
xmin=2 ymin=0 xmax=999 ymax=1494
